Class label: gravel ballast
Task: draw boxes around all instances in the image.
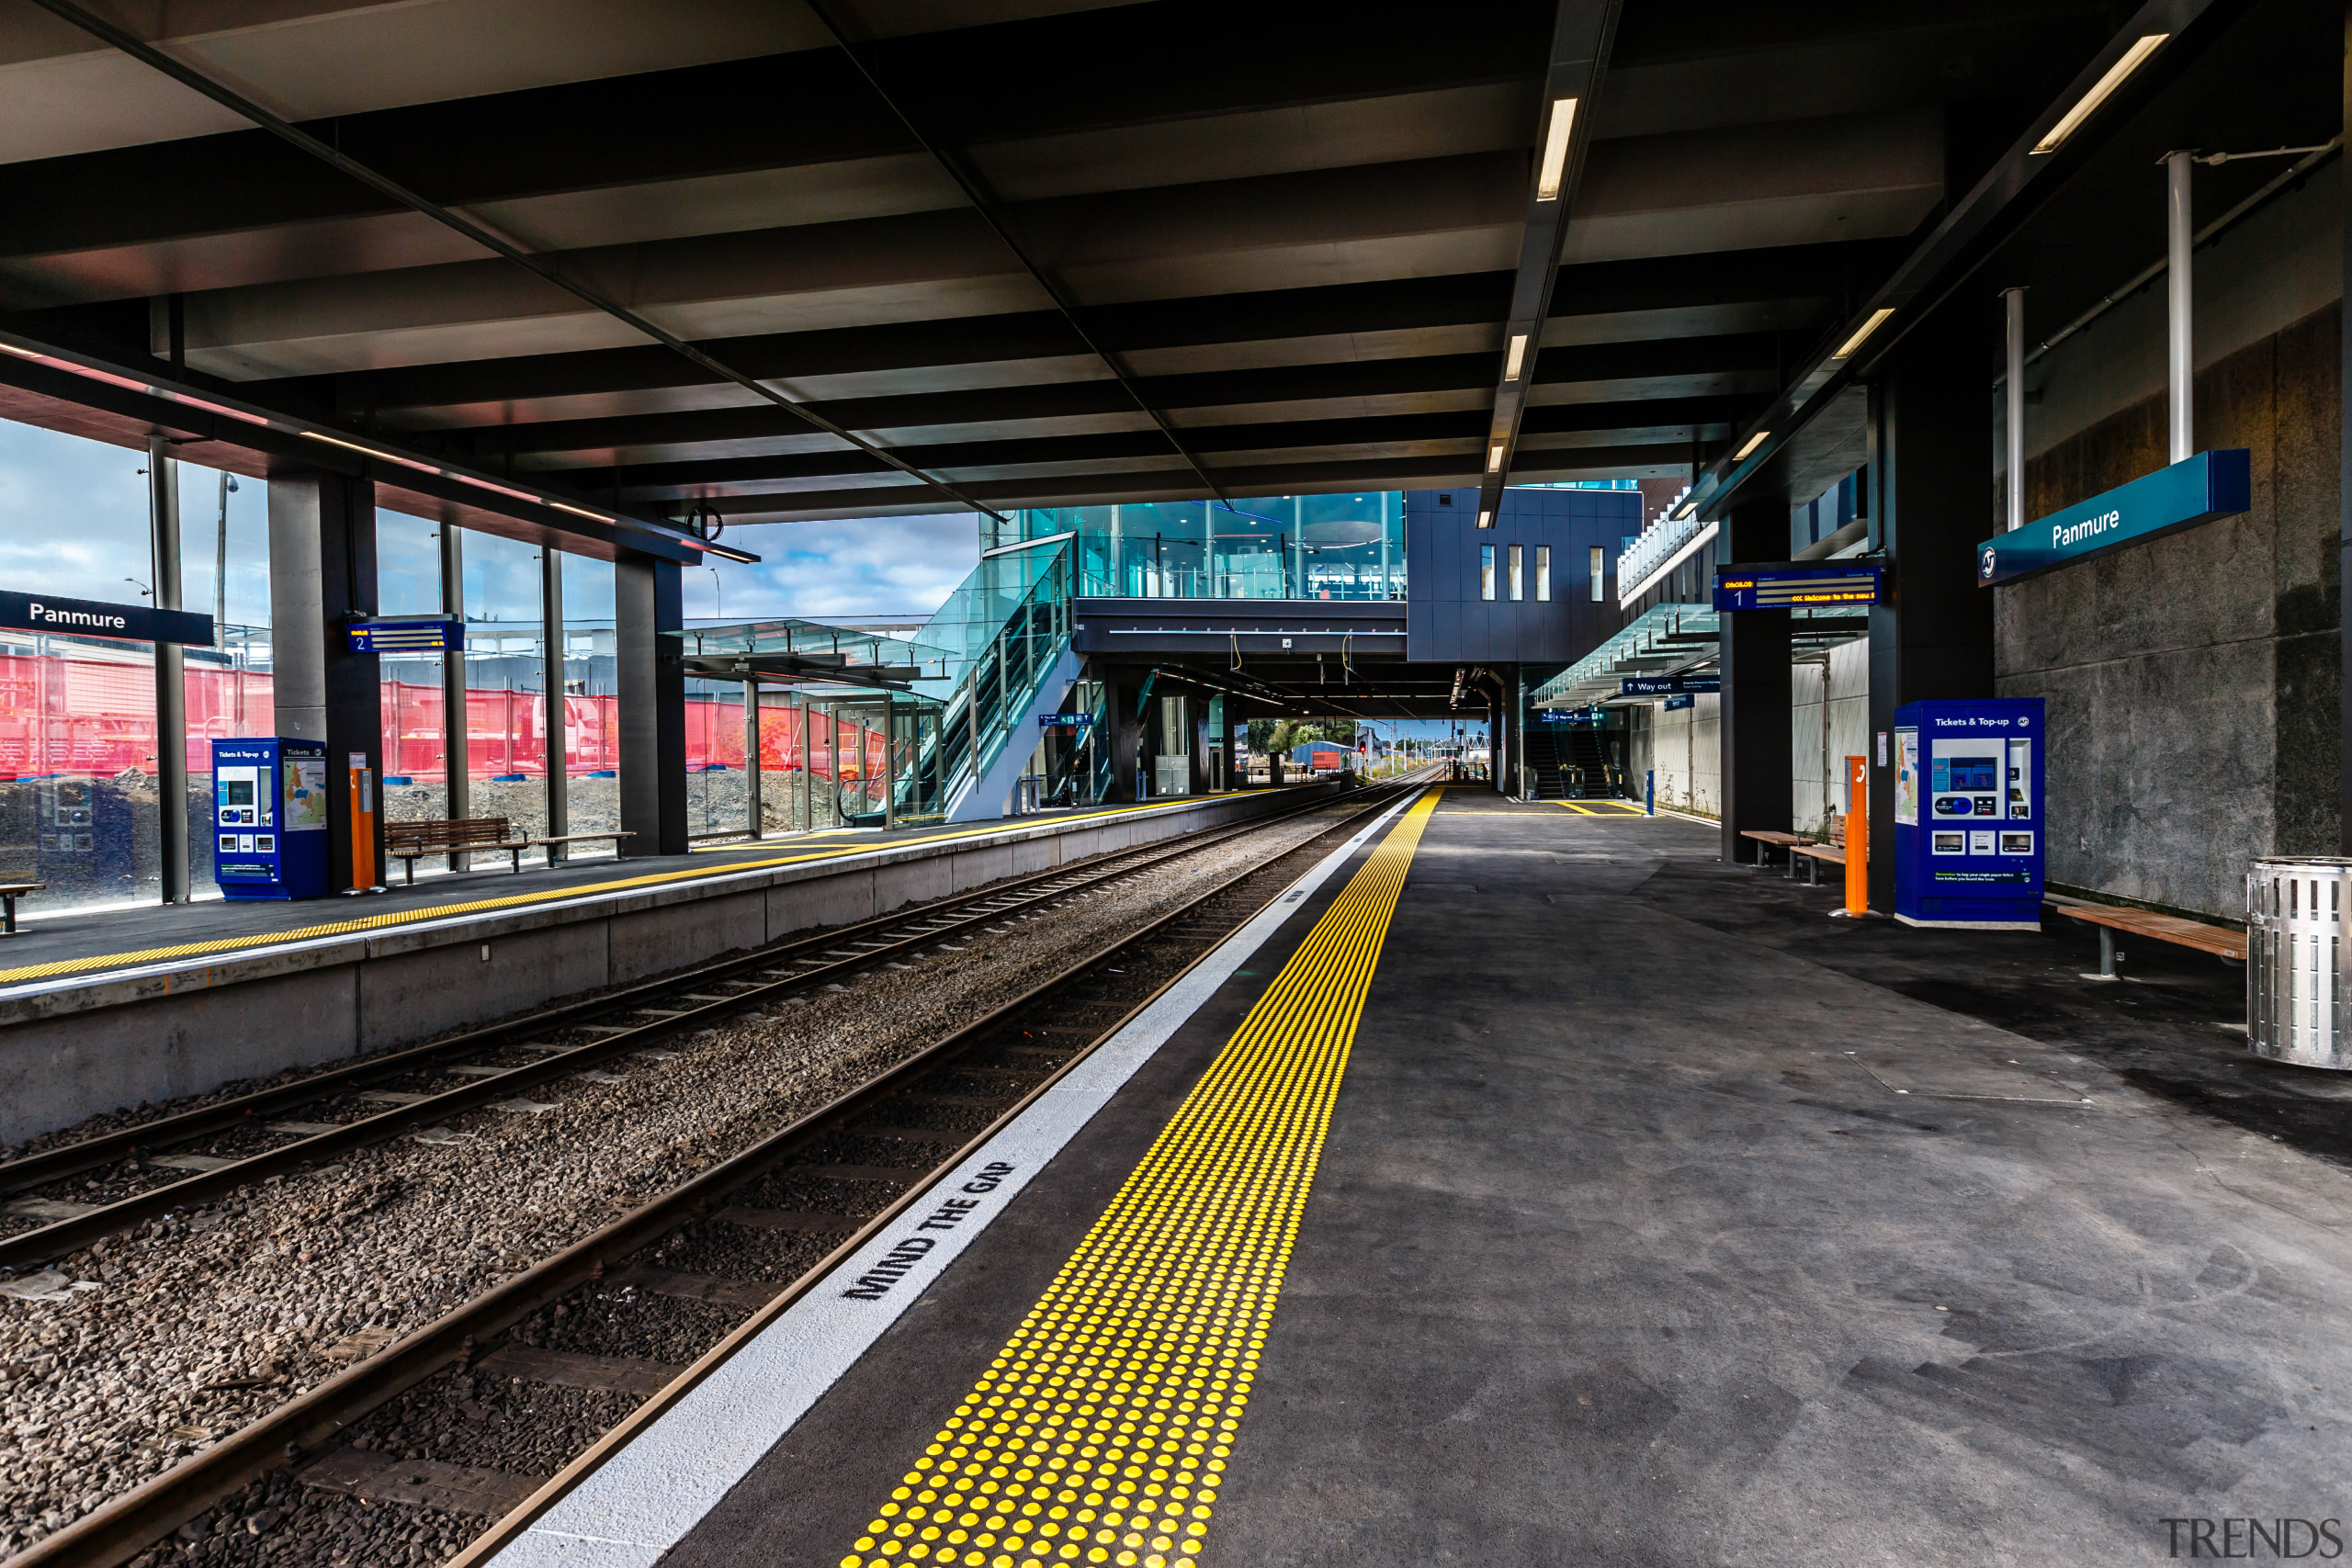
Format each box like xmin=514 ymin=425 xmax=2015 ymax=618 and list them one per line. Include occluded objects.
xmin=0 ymin=802 xmax=1361 ymax=1560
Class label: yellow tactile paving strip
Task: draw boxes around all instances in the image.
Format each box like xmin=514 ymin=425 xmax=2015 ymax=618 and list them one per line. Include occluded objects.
xmin=838 ymin=789 xmax=1439 ymax=1568
xmin=1555 ymin=800 xmax=1648 ymax=816
xmin=0 ymin=796 xmax=1236 ymax=988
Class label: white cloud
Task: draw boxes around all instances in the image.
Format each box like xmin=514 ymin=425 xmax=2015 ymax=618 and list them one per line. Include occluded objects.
xmin=685 ymin=514 xmax=980 ymax=623
xmin=0 ymin=416 xmax=981 ymax=633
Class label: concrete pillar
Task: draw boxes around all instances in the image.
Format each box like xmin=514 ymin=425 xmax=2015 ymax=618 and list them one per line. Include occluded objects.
xmin=1719 ymin=497 xmax=1792 ymax=863
xmin=266 ymin=471 xmax=382 ymax=892
xmin=616 ymin=551 xmax=686 ymax=856
xmin=1865 ymin=307 xmax=1996 ymax=909
xmin=147 ymin=434 xmax=188 ymax=903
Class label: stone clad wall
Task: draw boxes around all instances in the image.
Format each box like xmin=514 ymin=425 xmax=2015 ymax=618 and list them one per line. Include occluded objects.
xmin=1995 ymin=302 xmax=2340 ymax=918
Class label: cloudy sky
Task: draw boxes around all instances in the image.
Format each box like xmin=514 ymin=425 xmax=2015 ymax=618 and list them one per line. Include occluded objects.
xmin=0 ymin=415 xmax=979 ymax=627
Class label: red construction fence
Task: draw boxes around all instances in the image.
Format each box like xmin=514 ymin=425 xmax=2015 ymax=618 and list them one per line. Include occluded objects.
xmin=0 ymin=651 xmax=885 ymax=783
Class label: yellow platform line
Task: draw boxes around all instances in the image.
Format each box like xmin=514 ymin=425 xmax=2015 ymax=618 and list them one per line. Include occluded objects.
xmin=1556 ymin=802 xmax=1599 ymax=815
xmin=837 ymin=789 xmax=1439 ymax=1568
xmin=0 ymin=797 xmax=1219 ymax=988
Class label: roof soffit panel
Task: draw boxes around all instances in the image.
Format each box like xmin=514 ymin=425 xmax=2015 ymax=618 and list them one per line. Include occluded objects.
xmin=0 ymin=0 xmax=825 ymax=164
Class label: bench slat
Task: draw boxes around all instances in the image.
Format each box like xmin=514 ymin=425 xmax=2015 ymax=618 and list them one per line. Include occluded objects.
xmin=2045 ymin=896 xmax=2245 ymax=960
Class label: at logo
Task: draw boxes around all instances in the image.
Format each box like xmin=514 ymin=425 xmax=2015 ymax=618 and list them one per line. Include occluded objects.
xmin=1980 ymin=547 xmax=1997 ymax=581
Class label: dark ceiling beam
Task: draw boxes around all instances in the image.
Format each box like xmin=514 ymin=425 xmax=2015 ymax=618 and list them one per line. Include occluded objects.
xmin=445 ymin=335 xmax=1784 ymax=462
xmin=24 ymin=0 xmax=1012 ymax=522
xmin=799 ymin=0 xmax=1229 ymax=504
xmin=591 ymin=399 xmax=1734 ymax=493
xmin=1477 ymin=0 xmax=1622 ymax=527
xmin=0 ymin=0 xmax=1559 ymax=265
xmin=224 ymin=243 xmax=1871 ymax=422
xmin=1685 ymin=0 xmax=2256 ymax=523
xmin=665 ymin=442 xmax=1691 ymax=521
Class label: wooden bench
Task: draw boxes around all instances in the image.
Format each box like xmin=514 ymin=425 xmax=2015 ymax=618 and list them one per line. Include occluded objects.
xmin=384 ymin=818 xmax=528 ymax=883
xmin=531 ymin=831 xmax=635 ymax=867
xmin=1791 ymin=842 xmax=1846 ymax=885
xmin=1739 ymin=829 xmax=1806 ymax=872
xmin=0 ymin=881 xmax=44 ymax=936
xmin=2044 ymin=892 xmax=2246 ymax=979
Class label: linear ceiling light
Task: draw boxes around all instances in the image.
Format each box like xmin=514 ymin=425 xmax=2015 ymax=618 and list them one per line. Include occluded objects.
xmin=1488 ymin=444 xmax=1507 ymax=473
xmin=1478 ymin=510 xmax=1493 ymax=528
xmin=1504 ymin=333 xmax=1528 ymax=380
xmin=1673 ymin=502 xmax=1697 ymax=520
xmin=300 ymin=429 xmax=433 ymax=474
xmin=1831 ymin=308 xmax=1896 ymax=360
xmin=1536 ymin=97 xmax=1578 ymax=200
xmin=1734 ymin=431 xmax=1770 ymax=461
xmin=2032 ymin=35 xmax=2168 ymax=155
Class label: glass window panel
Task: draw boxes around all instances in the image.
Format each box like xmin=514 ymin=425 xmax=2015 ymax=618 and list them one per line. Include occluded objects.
xmin=460 ymin=529 xmax=548 ymax=844
xmin=1590 ymin=545 xmax=1605 ymax=602
xmin=1509 ymin=544 xmax=1523 ymax=601
xmin=179 ymin=462 xmax=272 ymax=900
xmin=1536 ymin=545 xmax=1551 ymax=602
xmin=374 ymin=512 xmax=447 ymax=829
xmin=560 ymin=556 xmax=620 ymax=855
xmin=1480 ymin=545 xmax=1496 ymax=601
xmin=0 ymin=418 xmax=171 ymax=914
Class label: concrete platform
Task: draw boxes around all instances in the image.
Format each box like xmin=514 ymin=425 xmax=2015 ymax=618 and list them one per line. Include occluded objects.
xmin=0 ymin=788 xmax=1323 ymax=1145
xmin=483 ymin=785 xmax=2352 ymax=1567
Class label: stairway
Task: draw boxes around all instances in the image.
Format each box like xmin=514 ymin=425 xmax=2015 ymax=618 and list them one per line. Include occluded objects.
xmin=1565 ymin=728 xmax=1613 ymax=797
xmin=1523 ymin=729 xmax=1569 ymax=799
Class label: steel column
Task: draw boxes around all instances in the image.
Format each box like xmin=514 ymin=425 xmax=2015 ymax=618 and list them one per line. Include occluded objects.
xmin=1864 ymin=307 xmax=1997 ymax=911
xmin=147 ymin=434 xmax=188 ymax=903
xmin=540 ymin=545 xmax=567 ymax=857
xmin=439 ymin=522 xmax=469 ymax=840
xmin=2166 ymin=149 xmax=2196 ymax=463
xmin=615 ymin=551 xmax=686 ymax=856
xmin=742 ymin=677 xmax=763 ymax=839
xmin=2003 ymin=288 xmax=2028 ymax=532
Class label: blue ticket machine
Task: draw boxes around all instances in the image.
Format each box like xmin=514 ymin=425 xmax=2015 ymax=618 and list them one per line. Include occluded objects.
xmin=1892 ymin=697 xmax=2044 ymax=928
xmin=211 ymin=737 xmax=332 ymax=899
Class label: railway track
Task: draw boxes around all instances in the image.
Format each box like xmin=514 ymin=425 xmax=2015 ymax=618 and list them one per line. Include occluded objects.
xmin=4 ymin=775 xmax=1434 ymax=1568
xmin=0 ymin=784 xmax=1366 ymax=1273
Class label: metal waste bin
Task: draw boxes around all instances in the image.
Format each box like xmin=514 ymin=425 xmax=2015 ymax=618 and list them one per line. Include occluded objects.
xmin=2248 ymin=856 xmax=2352 ymax=1069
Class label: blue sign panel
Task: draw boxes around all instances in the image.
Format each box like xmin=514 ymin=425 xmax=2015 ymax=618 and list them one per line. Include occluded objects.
xmin=1977 ymin=448 xmax=2251 ymax=586
xmin=1664 ymin=694 xmax=1695 ymax=712
xmin=347 ymin=617 xmax=464 ymax=653
xmin=1039 ymin=712 xmax=1096 ymax=729
xmin=1621 ymin=675 xmax=1720 ymax=696
xmin=0 ymin=591 xmax=212 ymax=646
xmin=1713 ymin=563 xmax=1882 ymax=612
xmin=1892 ymin=698 xmax=2043 ymax=929
xmin=211 ymin=737 xmax=333 ymax=900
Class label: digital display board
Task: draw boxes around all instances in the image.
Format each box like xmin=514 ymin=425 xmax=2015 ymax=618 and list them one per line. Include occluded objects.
xmin=347 ymin=618 xmax=464 ymax=653
xmin=1713 ymin=563 xmax=1882 ymax=612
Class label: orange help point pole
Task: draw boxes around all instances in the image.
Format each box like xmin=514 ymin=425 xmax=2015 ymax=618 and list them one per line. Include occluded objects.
xmin=348 ymin=751 xmax=378 ymax=892
xmin=1844 ymin=754 xmax=1868 ymax=915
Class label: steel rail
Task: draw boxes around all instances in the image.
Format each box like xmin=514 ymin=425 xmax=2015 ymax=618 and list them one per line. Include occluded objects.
xmin=22 ymin=0 xmax=1006 ymax=523
xmin=0 ymin=789 xmax=1352 ymax=1269
xmin=2 ymin=777 xmax=1433 ymax=1568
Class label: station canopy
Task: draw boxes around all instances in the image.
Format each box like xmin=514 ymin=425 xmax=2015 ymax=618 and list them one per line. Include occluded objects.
xmin=0 ymin=0 xmax=2185 ymax=543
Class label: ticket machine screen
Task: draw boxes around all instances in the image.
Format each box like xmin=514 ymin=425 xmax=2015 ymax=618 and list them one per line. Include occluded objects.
xmin=1947 ymin=759 xmax=1997 ymax=792
xmin=1929 ymin=741 xmax=2006 ymax=822
xmin=216 ymin=767 xmax=265 ymax=828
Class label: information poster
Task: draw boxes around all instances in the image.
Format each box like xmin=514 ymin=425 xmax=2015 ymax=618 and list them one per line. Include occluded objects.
xmin=285 ymin=756 xmax=329 ymax=830
xmin=1894 ymin=728 xmax=1920 ymax=825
